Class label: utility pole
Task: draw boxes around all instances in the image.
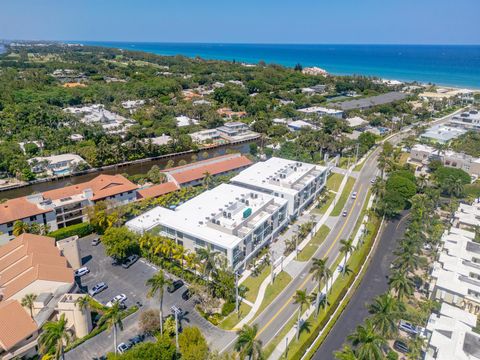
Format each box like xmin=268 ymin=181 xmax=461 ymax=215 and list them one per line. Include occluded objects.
xmin=293 ymin=227 xmax=299 ymax=259
xmin=171 ymin=305 xmax=181 ymax=350
xmin=354 ymin=142 xmax=359 ymax=165
xmin=235 ymin=271 xmax=239 ymax=316
xmin=270 ymin=247 xmax=275 ymax=284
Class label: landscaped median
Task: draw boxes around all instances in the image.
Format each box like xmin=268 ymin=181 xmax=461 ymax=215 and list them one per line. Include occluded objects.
xmin=330 ymin=177 xmax=356 ymax=216
xmin=262 ymin=214 xmax=382 ymax=360
xmin=297 ymin=225 xmax=330 ymax=262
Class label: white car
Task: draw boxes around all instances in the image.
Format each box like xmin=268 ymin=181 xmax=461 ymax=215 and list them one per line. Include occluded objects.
xmin=74 ymin=267 xmax=89 ymax=277
xmin=351 ymin=191 xmax=357 ymax=199
xmin=117 ymin=342 xmax=131 ymax=354
xmin=106 ymin=294 xmax=127 ymax=307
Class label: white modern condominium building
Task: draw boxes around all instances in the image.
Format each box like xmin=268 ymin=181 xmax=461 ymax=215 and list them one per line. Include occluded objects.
xmin=126 ymin=184 xmax=288 ymax=269
xmin=230 ymin=157 xmax=328 ymax=218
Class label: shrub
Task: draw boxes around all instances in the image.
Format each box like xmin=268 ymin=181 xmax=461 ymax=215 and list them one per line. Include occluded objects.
xmin=221 ymin=301 xmax=235 ymax=316
xmin=49 ymin=222 xmax=94 ymax=240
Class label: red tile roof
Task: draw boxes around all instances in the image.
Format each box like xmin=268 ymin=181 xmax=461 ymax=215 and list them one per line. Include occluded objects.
xmin=0 ymin=300 xmax=37 ymax=351
xmin=164 ymin=154 xmax=252 ymax=185
xmin=137 ymin=182 xmax=180 ymax=199
xmin=0 ymin=234 xmax=74 ymax=300
xmin=0 ymin=174 xmax=138 ymax=224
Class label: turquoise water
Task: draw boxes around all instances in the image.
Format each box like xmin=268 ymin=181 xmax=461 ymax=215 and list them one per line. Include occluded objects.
xmin=79 ymin=42 xmax=480 ymax=89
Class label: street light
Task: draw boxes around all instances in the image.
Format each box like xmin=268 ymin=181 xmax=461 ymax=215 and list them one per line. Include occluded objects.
xmin=171 ymin=305 xmax=181 ymax=350
xmin=269 ymin=247 xmax=275 ymax=284
xmin=235 ymin=271 xmax=239 ymax=317
xmin=293 ymin=226 xmax=300 ymax=259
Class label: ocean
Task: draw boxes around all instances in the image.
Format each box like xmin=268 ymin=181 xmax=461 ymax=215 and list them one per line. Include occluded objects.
xmin=78 ymin=42 xmax=480 ymax=89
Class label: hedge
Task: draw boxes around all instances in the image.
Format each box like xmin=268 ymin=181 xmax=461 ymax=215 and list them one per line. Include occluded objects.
xmin=49 ymin=222 xmax=94 ymax=241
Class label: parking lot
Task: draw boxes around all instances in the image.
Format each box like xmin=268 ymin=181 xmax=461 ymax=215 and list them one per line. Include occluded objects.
xmin=65 ymin=235 xmax=235 ymax=359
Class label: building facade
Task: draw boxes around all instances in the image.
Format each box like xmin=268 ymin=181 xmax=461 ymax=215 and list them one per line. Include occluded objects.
xmin=230 ymin=157 xmax=328 ymax=218
xmin=126 ymin=184 xmax=288 ymax=269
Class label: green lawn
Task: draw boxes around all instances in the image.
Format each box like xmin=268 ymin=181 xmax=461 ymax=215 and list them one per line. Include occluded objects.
xmin=331 ymin=177 xmax=356 ymax=216
xmin=253 ymin=271 xmax=292 ymax=320
xmin=353 ymin=161 xmax=364 ymax=172
xmin=398 ymin=152 xmax=410 ymax=165
xmin=297 ymin=225 xmax=330 ymax=261
xmin=242 ymin=266 xmax=271 ymax=303
xmin=326 ymin=173 xmax=344 ymax=192
xmin=219 ymin=302 xmax=251 ymax=330
xmin=314 ymin=192 xmax=334 ymax=215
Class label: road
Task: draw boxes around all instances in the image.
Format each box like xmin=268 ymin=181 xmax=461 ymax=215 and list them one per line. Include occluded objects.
xmin=313 ymin=212 xmax=409 ymax=360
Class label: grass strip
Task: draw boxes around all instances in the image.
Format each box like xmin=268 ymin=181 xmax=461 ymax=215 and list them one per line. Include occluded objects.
xmin=331 ymin=177 xmax=356 ymax=216
xmin=297 ymin=225 xmax=330 ymax=262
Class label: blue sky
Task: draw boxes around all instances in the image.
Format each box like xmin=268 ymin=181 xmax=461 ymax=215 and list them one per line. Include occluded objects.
xmin=1 ymin=0 xmax=479 ymax=44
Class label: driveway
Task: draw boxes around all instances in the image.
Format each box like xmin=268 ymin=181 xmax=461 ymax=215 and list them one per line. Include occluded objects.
xmin=312 ymin=212 xmax=410 ymax=360
xmin=65 ymin=235 xmax=235 ymax=359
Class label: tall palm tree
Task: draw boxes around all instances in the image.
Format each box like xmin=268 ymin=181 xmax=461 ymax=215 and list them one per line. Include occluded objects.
xmin=293 ymin=289 xmax=310 ymax=340
xmin=197 ymin=247 xmax=219 ymax=280
xmin=309 ymin=257 xmax=328 ymax=317
xmin=38 ymin=313 xmax=71 ymax=360
xmin=21 ymin=293 xmax=37 ymax=318
xmin=234 ymin=324 xmax=263 ymax=360
xmin=146 ymin=270 xmax=172 ymax=335
xmin=334 ymin=345 xmax=358 ymax=360
xmin=368 ymin=293 xmax=404 ymax=338
xmin=13 ymin=220 xmax=30 ymax=236
xmin=202 ymin=171 xmax=213 ymax=189
xmin=347 ymin=319 xmax=386 ymax=360
xmin=339 ymin=239 xmax=355 ymax=275
xmin=98 ymin=302 xmax=123 ymax=355
xmin=74 ymin=295 xmax=91 ymax=312
xmin=388 ymin=270 xmax=414 ymax=300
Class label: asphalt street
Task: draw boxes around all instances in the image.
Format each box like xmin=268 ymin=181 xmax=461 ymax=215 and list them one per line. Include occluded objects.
xmin=313 ymin=212 xmax=410 ymax=360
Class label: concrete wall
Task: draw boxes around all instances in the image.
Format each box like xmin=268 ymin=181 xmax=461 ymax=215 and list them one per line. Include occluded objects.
xmin=56 ymin=236 xmax=82 ymax=269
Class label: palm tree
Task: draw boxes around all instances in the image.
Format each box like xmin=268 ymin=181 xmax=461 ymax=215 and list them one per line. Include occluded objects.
xmin=417 ymin=174 xmax=428 ymax=191
xmin=13 ymin=220 xmax=30 ymax=236
xmin=368 ymin=294 xmax=404 ymax=338
xmin=235 ymin=324 xmax=263 ymax=360
xmin=202 ymin=171 xmax=213 ymax=189
xmin=309 ymin=257 xmax=329 ymax=317
xmin=146 ymin=270 xmax=172 ymax=335
xmin=293 ymin=289 xmax=310 ymax=340
xmin=339 ymin=239 xmax=355 ymax=274
xmin=38 ymin=313 xmax=71 ymax=360
xmin=21 ymin=293 xmax=37 ymax=318
xmin=197 ymin=247 xmax=219 ymax=280
xmin=98 ymin=302 xmax=123 ymax=355
xmin=334 ymin=345 xmax=358 ymax=360
xmin=388 ymin=270 xmax=414 ymax=300
xmin=74 ymin=295 xmax=91 ymax=312
xmin=347 ymin=319 xmax=386 ymax=360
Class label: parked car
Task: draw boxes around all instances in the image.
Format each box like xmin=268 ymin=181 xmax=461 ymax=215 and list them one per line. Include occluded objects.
xmin=122 ymin=254 xmax=139 ymax=269
xmin=106 ymin=294 xmax=127 ymax=307
xmin=129 ymin=334 xmax=145 ymax=346
xmin=370 ymin=178 xmax=376 ymax=184
xmin=351 ymin=191 xmax=357 ymax=199
xmin=342 ymin=210 xmax=348 ymax=217
xmin=117 ymin=342 xmax=131 ymax=354
xmin=393 ymin=340 xmax=409 ymax=354
xmin=182 ymin=289 xmax=191 ymax=301
xmin=91 ymin=237 xmax=101 ymax=246
xmin=399 ymin=320 xmax=419 ymax=336
xmin=88 ymin=282 xmax=108 ymax=296
xmin=74 ymin=267 xmax=90 ymax=277
xmin=167 ymin=280 xmax=184 ymax=293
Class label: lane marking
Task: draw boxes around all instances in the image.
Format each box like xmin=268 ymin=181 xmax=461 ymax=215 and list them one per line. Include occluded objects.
xmin=256 ymin=184 xmax=364 ymax=338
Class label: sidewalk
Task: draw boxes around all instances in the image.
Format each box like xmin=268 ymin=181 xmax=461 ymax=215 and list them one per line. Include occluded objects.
xmin=233 ymin=164 xmax=355 ymax=330
xmin=268 ymin=194 xmax=376 ymax=360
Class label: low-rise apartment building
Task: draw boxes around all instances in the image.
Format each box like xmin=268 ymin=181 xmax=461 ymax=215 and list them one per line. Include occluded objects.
xmin=126 ymin=184 xmax=288 ymax=269
xmin=429 ymin=228 xmax=480 ymax=315
xmin=0 ymin=233 xmax=78 ymax=360
xmin=297 ymin=106 xmax=344 ymax=118
xmin=450 ymin=109 xmax=480 ymax=131
xmin=424 ymin=302 xmax=480 ymax=360
xmin=454 ymin=203 xmax=480 ymax=230
xmin=409 ymin=144 xmax=480 ymax=176
xmin=230 ymin=157 xmax=328 ymax=218
xmin=420 ymin=125 xmax=467 ymax=144
xmin=216 ymin=122 xmax=259 ymax=141
xmin=0 ymin=174 xmax=137 ymax=244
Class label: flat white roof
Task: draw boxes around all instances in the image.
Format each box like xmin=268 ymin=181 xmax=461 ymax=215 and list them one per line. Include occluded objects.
xmin=176 ymin=115 xmax=199 ymax=127
xmin=231 ymin=157 xmax=326 ymax=196
xmin=126 ymin=183 xmax=287 ymax=250
xmin=28 ymin=153 xmax=85 ymax=165
xmin=288 ymin=120 xmax=316 ymax=129
xmin=345 ymin=116 xmax=368 ymax=128
xmin=297 ymin=106 xmax=343 ymax=114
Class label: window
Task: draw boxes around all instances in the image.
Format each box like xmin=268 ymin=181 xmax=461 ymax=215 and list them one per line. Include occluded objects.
xmin=128 ymin=191 xmax=133 ymax=194
xmin=6 ymin=222 xmax=13 ymax=228
xmin=30 ymin=215 xmax=37 ymax=221
xmin=8 ymin=230 xmax=13 ymax=236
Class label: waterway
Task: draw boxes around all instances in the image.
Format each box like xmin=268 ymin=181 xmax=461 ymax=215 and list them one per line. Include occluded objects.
xmin=0 ymin=141 xmax=254 ymax=200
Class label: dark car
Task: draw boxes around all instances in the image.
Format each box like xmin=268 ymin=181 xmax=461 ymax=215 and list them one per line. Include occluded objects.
xmin=167 ymin=280 xmax=184 ymax=293
xmin=393 ymin=340 xmax=409 ymax=354
xmin=128 ymin=334 xmax=145 ymax=346
xmin=122 ymin=254 xmax=139 ymax=269
xmin=181 ymin=289 xmax=191 ymax=301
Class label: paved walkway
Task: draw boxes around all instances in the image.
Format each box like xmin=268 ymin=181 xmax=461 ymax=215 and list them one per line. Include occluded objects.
xmin=232 ymin=165 xmax=354 ymax=330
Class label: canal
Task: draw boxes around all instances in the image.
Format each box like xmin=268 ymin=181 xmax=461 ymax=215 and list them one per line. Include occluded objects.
xmin=0 ymin=140 xmax=255 ymax=200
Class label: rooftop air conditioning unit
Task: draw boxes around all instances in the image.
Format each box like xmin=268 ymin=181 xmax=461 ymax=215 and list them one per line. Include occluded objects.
xmin=228 ymin=213 xmax=232 ymax=218
xmin=223 ymin=211 xmax=227 ymax=217
xmin=246 ymin=200 xmax=250 ymax=206
xmin=216 ymin=220 xmax=221 ymax=225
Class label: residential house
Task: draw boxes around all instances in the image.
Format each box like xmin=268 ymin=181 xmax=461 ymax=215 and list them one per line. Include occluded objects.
xmin=28 ymin=154 xmax=87 ymax=176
